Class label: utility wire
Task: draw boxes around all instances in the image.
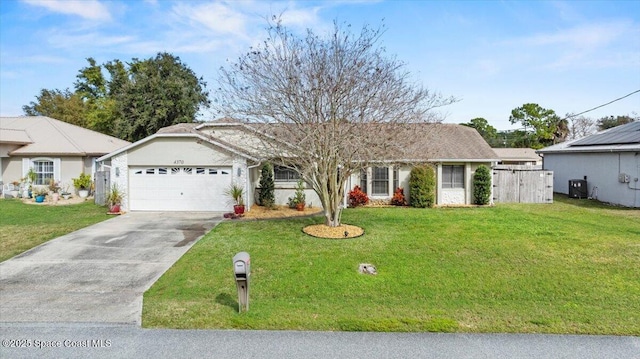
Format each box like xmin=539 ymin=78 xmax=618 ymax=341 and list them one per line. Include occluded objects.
xmin=564 ymin=89 xmax=640 ymax=120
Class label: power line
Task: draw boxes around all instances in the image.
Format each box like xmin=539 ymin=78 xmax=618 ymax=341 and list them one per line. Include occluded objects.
xmin=564 ymin=89 xmax=640 ymax=120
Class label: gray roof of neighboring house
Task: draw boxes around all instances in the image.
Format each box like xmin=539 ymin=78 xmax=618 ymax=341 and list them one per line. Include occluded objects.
xmin=0 ymin=116 xmax=130 ymax=156
xmin=492 ymin=148 xmax=541 ymax=161
xmin=156 ymin=122 xmax=199 ymax=134
xmin=538 ymin=121 xmax=640 ymax=154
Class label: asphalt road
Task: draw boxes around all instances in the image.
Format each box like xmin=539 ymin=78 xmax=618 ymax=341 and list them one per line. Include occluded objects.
xmin=1 ymin=323 xmax=639 ymax=359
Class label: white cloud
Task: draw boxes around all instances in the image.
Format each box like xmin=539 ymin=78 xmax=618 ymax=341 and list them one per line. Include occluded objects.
xmin=46 ymin=28 xmax=134 ymax=49
xmin=278 ymin=6 xmax=322 ymax=29
xmin=501 ymin=20 xmax=639 ymax=70
xmin=171 ymin=2 xmax=248 ymax=36
xmin=22 ymin=55 xmax=68 ymax=64
xmin=23 ymin=0 xmax=112 ymax=22
xmin=520 ymin=22 xmax=630 ymax=50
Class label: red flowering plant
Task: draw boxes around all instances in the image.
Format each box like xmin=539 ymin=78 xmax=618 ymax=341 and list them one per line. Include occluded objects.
xmin=348 ymin=185 xmax=369 ymax=207
xmin=390 ymin=187 xmax=407 ymax=206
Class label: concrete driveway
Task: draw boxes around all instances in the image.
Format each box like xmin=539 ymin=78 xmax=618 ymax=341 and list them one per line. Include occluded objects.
xmin=0 ymin=212 xmax=222 ymax=325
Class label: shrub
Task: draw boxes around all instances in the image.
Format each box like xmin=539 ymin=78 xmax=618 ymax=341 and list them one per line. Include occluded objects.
xmin=348 ymin=185 xmax=369 ymax=207
xmin=72 ymin=172 xmax=92 ymax=190
xmin=473 ymin=165 xmax=492 ymax=205
xmin=390 ymin=187 xmax=407 ymax=206
xmin=258 ymin=163 xmax=275 ymax=208
xmin=409 ymin=165 xmax=435 ymax=208
xmin=287 ymin=179 xmax=307 ymax=208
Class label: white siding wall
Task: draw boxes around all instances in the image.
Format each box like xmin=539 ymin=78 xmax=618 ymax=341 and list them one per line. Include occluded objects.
xmin=111 ymin=153 xmax=129 ymax=211
xmin=128 ymin=137 xmax=234 ymax=166
xmin=543 ymin=152 xmax=640 ymax=207
xmin=232 ymin=158 xmax=251 ymax=211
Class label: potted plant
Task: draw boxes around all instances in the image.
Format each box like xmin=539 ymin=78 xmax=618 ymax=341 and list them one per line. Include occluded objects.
xmin=60 ymin=184 xmax=72 ymax=200
xmin=107 ymin=184 xmax=123 ymax=214
xmin=226 ymin=184 xmax=245 ymax=215
xmin=288 ymin=179 xmax=306 ymax=211
xmin=72 ymin=172 xmax=92 ymax=198
xmin=32 ymin=186 xmax=48 ymax=203
xmin=48 ymin=179 xmax=61 ymax=202
xmin=24 ymin=168 xmax=37 ymax=198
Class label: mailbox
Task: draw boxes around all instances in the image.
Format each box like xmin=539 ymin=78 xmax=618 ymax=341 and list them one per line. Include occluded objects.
xmin=233 ymin=252 xmax=250 ymax=312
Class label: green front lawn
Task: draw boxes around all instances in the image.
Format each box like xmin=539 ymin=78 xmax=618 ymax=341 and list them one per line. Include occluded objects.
xmin=0 ymin=199 xmax=111 ymax=262
xmin=143 ymin=196 xmax=640 ymax=335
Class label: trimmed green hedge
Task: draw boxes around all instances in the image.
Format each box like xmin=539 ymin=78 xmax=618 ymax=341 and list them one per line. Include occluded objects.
xmin=409 ymin=165 xmax=435 ymax=208
xmin=473 ymin=165 xmax=491 ymax=205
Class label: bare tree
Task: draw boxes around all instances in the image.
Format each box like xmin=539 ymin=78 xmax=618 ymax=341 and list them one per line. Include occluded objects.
xmin=567 ymin=114 xmax=596 ymax=140
xmin=217 ymin=20 xmax=456 ymax=227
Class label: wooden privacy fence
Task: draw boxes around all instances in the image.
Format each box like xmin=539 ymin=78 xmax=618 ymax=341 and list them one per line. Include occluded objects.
xmin=492 ymin=165 xmax=553 ymax=203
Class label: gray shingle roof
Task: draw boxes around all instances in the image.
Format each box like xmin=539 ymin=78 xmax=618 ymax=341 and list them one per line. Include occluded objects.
xmin=492 ymin=148 xmax=541 ymax=161
xmin=153 ymin=120 xmax=498 ymax=162
xmin=398 ymin=123 xmax=499 ymax=161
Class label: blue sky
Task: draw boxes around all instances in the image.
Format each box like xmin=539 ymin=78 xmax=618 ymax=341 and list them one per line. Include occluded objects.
xmin=1 ymin=0 xmax=639 ymax=130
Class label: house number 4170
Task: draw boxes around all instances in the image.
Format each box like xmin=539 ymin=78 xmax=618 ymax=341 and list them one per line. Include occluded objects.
xmin=173 ymin=160 xmax=184 ymax=164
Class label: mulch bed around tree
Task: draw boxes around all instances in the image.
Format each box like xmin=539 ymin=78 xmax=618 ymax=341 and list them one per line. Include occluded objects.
xmin=302 ymin=224 xmax=364 ymax=239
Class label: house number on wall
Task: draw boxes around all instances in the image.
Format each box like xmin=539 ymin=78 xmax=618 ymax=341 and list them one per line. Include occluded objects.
xmin=173 ymin=160 xmax=184 ymax=164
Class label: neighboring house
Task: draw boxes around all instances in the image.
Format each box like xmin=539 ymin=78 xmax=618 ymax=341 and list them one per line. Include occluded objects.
xmin=492 ymin=148 xmax=542 ymax=167
xmin=97 ymin=119 xmax=499 ymax=212
xmin=0 ymin=116 xmax=130 ymax=195
xmin=537 ymin=121 xmax=640 ymax=208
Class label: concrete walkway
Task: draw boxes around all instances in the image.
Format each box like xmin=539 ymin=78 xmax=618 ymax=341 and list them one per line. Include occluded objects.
xmin=0 ymin=212 xmax=222 ymax=325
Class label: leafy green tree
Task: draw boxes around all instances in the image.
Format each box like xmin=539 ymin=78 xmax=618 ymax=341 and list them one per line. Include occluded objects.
xmin=23 ymin=53 xmax=208 ymax=141
xmin=460 ymin=118 xmax=499 ymax=146
xmin=114 ymin=52 xmax=210 ymax=141
xmin=509 ymin=103 xmax=568 ymax=149
xmin=597 ymin=115 xmax=636 ymax=130
xmin=74 ymin=57 xmax=119 ymax=136
xmin=258 ymin=163 xmax=275 ymax=208
xmin=22 ymin=88 xmax=88 ymax=127
xmin=409 ymin=165 xmax=435 ymax=208
xmin=75 ymin=58 xmax=107 ymax=100
xmin=473 ymin=165 xmax=491 ymax=205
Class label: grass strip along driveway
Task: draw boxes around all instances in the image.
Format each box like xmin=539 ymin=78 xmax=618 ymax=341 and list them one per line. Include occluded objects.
xmin=0 ymin=199 xmax=110 ymax=262
xmin=143 ymin=196 xmax=640 ymax=335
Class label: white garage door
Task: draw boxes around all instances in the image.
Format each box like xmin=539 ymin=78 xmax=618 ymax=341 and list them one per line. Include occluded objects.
xmin=129 ymin=167 xmax=232 ymax=211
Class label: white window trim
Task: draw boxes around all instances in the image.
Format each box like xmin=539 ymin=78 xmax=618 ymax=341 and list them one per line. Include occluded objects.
xmin=371 ymin=166 xmax=391 ymax=197
xmin=442 ymin=165 xmax=465 ymax=189
xmin=22 ymin=157 xmax=61 ymax=184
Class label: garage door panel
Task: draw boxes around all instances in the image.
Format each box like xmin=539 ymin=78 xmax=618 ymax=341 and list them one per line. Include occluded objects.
xmin=129 ymin=167 xmax=232 ymax=211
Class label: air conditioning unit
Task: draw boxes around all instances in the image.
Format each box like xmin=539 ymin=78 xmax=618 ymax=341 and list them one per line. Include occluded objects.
xmin=568 ymin=179 xmax=588 ymax=199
